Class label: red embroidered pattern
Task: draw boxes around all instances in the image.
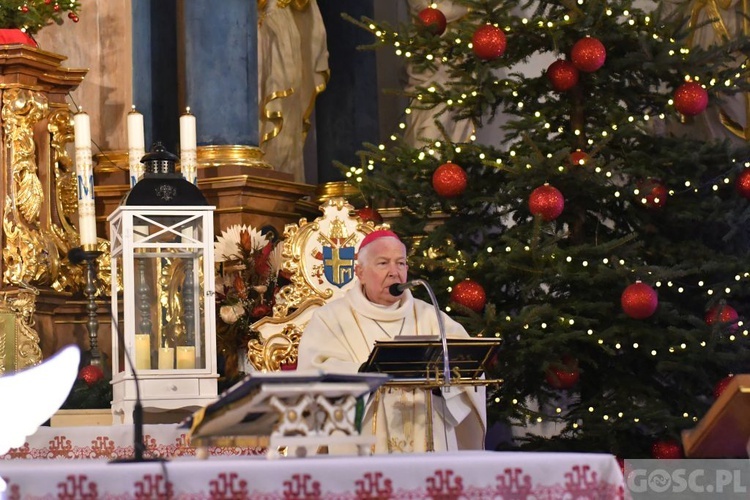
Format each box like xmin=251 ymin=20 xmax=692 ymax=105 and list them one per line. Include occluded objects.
xmin=209 ymin=472 xmax=248 ymax=498
xmin=56 ymin=474 xmax=98 ymax=500
xmin=135 ymin=473 xmax=173 ymax=499
xmin=354 ymin=471 xmax=393 ymax=499
xmin=426 ymin=469 xmax=463 ymax=499
xmin=283 ymin=473 xmax=321 ymax=499
xmin=1 ymin=432 xmax=265 ymax=460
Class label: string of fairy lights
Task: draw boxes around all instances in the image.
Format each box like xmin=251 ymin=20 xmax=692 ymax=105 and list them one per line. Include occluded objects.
xmin=345 ymin=2 xmax=750 ymax=428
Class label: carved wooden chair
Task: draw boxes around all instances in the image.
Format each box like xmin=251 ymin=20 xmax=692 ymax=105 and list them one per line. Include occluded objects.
xmin=247 ymin=198 xmax=383 ymax=371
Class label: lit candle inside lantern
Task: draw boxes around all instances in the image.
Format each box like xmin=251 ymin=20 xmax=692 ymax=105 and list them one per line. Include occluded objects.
xmin=127 ymin=105 xmax=145 ymax=187
xmin=73 ymin=110 xmax=97 ymax=249
xmin=158 ymin=347 xmax=174 ymax=370
xmin=135 ymin=333 xmax=151 ymax=370
xmin=179 ymin=107 xmax=197 ymax=184
xmin=176 ymin=346 xmax=196 ymax=369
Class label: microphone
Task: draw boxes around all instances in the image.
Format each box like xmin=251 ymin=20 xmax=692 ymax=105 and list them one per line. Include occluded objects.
xmin=389 ymin=279 xmax=451 ymax=389
xmin=388 ymin=280 xmax=419 ymax=296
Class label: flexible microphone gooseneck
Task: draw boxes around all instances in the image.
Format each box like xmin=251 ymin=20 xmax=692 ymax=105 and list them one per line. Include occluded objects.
xmin=389 ymin=280 xmax=451 ymax=390
xmin=109 ymin=314 xmax=165 ymax=464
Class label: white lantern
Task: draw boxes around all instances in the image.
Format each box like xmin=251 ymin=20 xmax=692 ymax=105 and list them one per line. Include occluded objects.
xmin=109 ymin=143 xmax=217 ymax=423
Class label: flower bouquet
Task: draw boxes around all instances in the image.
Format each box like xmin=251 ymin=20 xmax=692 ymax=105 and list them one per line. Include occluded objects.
xmin=214 ymin=224 xmax=282 ymax=380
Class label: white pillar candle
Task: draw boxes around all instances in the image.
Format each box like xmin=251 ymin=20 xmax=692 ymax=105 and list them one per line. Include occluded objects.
xmin=73 ymin=111 xmax=97 ymax=249
xmin=134 ymin=333 xmax=151 ymax=370
xmin=176 ymin=346 xmax=196 ymax=369
xmin=127 ymin=106 xmax=146 ymax=187
xmin=179 ymin=107 xmax=197 ymax=184
xmin=158 ymin=347 xmax=174 ymax=370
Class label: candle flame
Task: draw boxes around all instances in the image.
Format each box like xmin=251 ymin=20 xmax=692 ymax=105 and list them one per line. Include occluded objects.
xmin=185 ymin=106 xmax=191 ymax=114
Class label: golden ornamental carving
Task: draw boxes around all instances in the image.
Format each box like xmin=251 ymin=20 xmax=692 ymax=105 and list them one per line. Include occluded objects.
xmin=2 ymin=89 xmax=58 ymax=286
xmin=248 ymin=323 xmax=302 ymax=371
xmin=0 ymin=286 xmax=41 ymax=374
xmin=258 ymin=0 xmax=310 ymax=13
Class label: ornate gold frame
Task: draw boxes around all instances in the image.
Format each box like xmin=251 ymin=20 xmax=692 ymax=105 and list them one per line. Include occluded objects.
xmin=0 ymin=286 xmax=41 ymax=374
xmin=246 ymin=198 xmax=385 ymax=371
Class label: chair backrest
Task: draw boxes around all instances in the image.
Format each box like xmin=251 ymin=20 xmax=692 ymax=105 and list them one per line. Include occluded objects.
xmin=247 ymin=198 xmax=384 ymax=371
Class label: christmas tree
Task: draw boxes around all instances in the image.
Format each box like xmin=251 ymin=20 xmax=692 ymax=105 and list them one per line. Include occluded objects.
xmin=345 ymin=0 xmax=750 ymax=458
xmin=0 ymin=0 xmax=80 ymax=34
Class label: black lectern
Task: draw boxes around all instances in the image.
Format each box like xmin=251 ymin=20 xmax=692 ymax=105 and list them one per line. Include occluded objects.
xmin=360 ymin=336 xmax=502 ymax=386
xmin=359 ymin=336 xmax=502 ymax=451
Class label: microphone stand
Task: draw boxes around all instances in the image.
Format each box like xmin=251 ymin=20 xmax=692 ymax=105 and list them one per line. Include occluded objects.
xmin=411 ymin=279 xmax=451 ymax=391
xmin=109 ymin=330 xmax=166 ymax=464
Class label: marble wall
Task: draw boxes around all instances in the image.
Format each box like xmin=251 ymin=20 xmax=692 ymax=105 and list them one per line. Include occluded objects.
xmin=35 ymin=0 xmax=134 ymax=153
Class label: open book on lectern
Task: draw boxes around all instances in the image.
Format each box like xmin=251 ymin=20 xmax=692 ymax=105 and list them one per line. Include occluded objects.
xmin=182 ymin=370 xmax=390 ymax=445
xmin=359 ymin=336 xmax=502 ymax=383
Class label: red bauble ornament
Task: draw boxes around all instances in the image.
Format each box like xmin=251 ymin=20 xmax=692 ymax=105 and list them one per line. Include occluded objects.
xmin=471 ymin=25 xmax=506 ymax=60
xmin=569 ymin=150 xmax=590 ymax=167
xmin=673 ymin=82 xmax=708 ymax=116
xmin=704 ymin=304 xmax=739 ymax=332
xmin=357 ymin=206 xmax=383 ymax=225
xmin=651 ymin=439 xmax=683 ymax=459
xmin=53 ymin=4 xmax=60 ymax=11
xmin=636 ymin=179 xmax=668 ymax=209
xmin=78 ymin=364 xmax=104 ymax=386
xmin=545 ymin=356 xmax=580 ymax=389
xmin=571 ymin=37 xmax=606 ymax=72
xmin=71 ymin=14 xmax=79 ymax=23
xmin=735 ymin=169 xmax=750 ymax=199
xmin=713 ymin=374 xmax=734 ymax=399
xmin=21 ymin=5 xmax=29 ymax=13
xmin=417 ymin=7 xmax=447 ymax=36
xmin=546 ymin=59 xmax=579 ymax=92
xmin=450 ymin=279 xmax=487 ymax=313
xmin=432 ymin=162 xmax=468 ymax=198
xmin=621 ymin=282 xmax=658 ymax=319
xmin=528 ymin=184 xmax=564 ymax=221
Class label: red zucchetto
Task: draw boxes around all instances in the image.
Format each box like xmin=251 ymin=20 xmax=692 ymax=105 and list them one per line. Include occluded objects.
xmin=359 ymin=229 xmax=401 ymax=250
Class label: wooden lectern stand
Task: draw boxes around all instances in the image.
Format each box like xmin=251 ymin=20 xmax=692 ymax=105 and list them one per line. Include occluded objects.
xmin=682 ymin=374 xmax=750 ymax=458
xmin=360 ymin=337 xmax=502 ymax=451
xmin=185 ymin=371 xmax=390 ymax=458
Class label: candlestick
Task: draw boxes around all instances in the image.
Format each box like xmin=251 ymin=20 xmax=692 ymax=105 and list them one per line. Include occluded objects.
xmin=68 ymin=248 xmax=103 ymax=365
xmin=127 ymin=106 xmax=146 ymax=187
xmin=179 ymin=107 xmax=197 ymax=184
xmin=176 ymin=346 xmax=196 ymax=369
xmin=135 ymin=334 xmax=151 ymax=370
xmin=158 ymin=347 xmax=174 ymax=370
xmin=73 ymin=111 xmax=97 ymax=249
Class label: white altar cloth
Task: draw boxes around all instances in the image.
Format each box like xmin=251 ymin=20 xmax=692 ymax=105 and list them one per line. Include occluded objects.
xmin=0 ymin=424 xmax=264 ymax=461
xmin=1 ymin=450 xmax=624 ymax=499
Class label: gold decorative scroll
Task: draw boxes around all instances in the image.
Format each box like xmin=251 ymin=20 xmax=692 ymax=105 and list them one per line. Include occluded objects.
xmin=47 ymin=107 xmax=83 ymax=292
xmin=1 ymin=89 xmax=58 ymax=286
xmin=0 ymin=286 xmax=41 ymax=374
xmin=688 ymin=0 xmax=750 ymax=140
xmin=258 ymin=0 xmax=310 ymax=12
